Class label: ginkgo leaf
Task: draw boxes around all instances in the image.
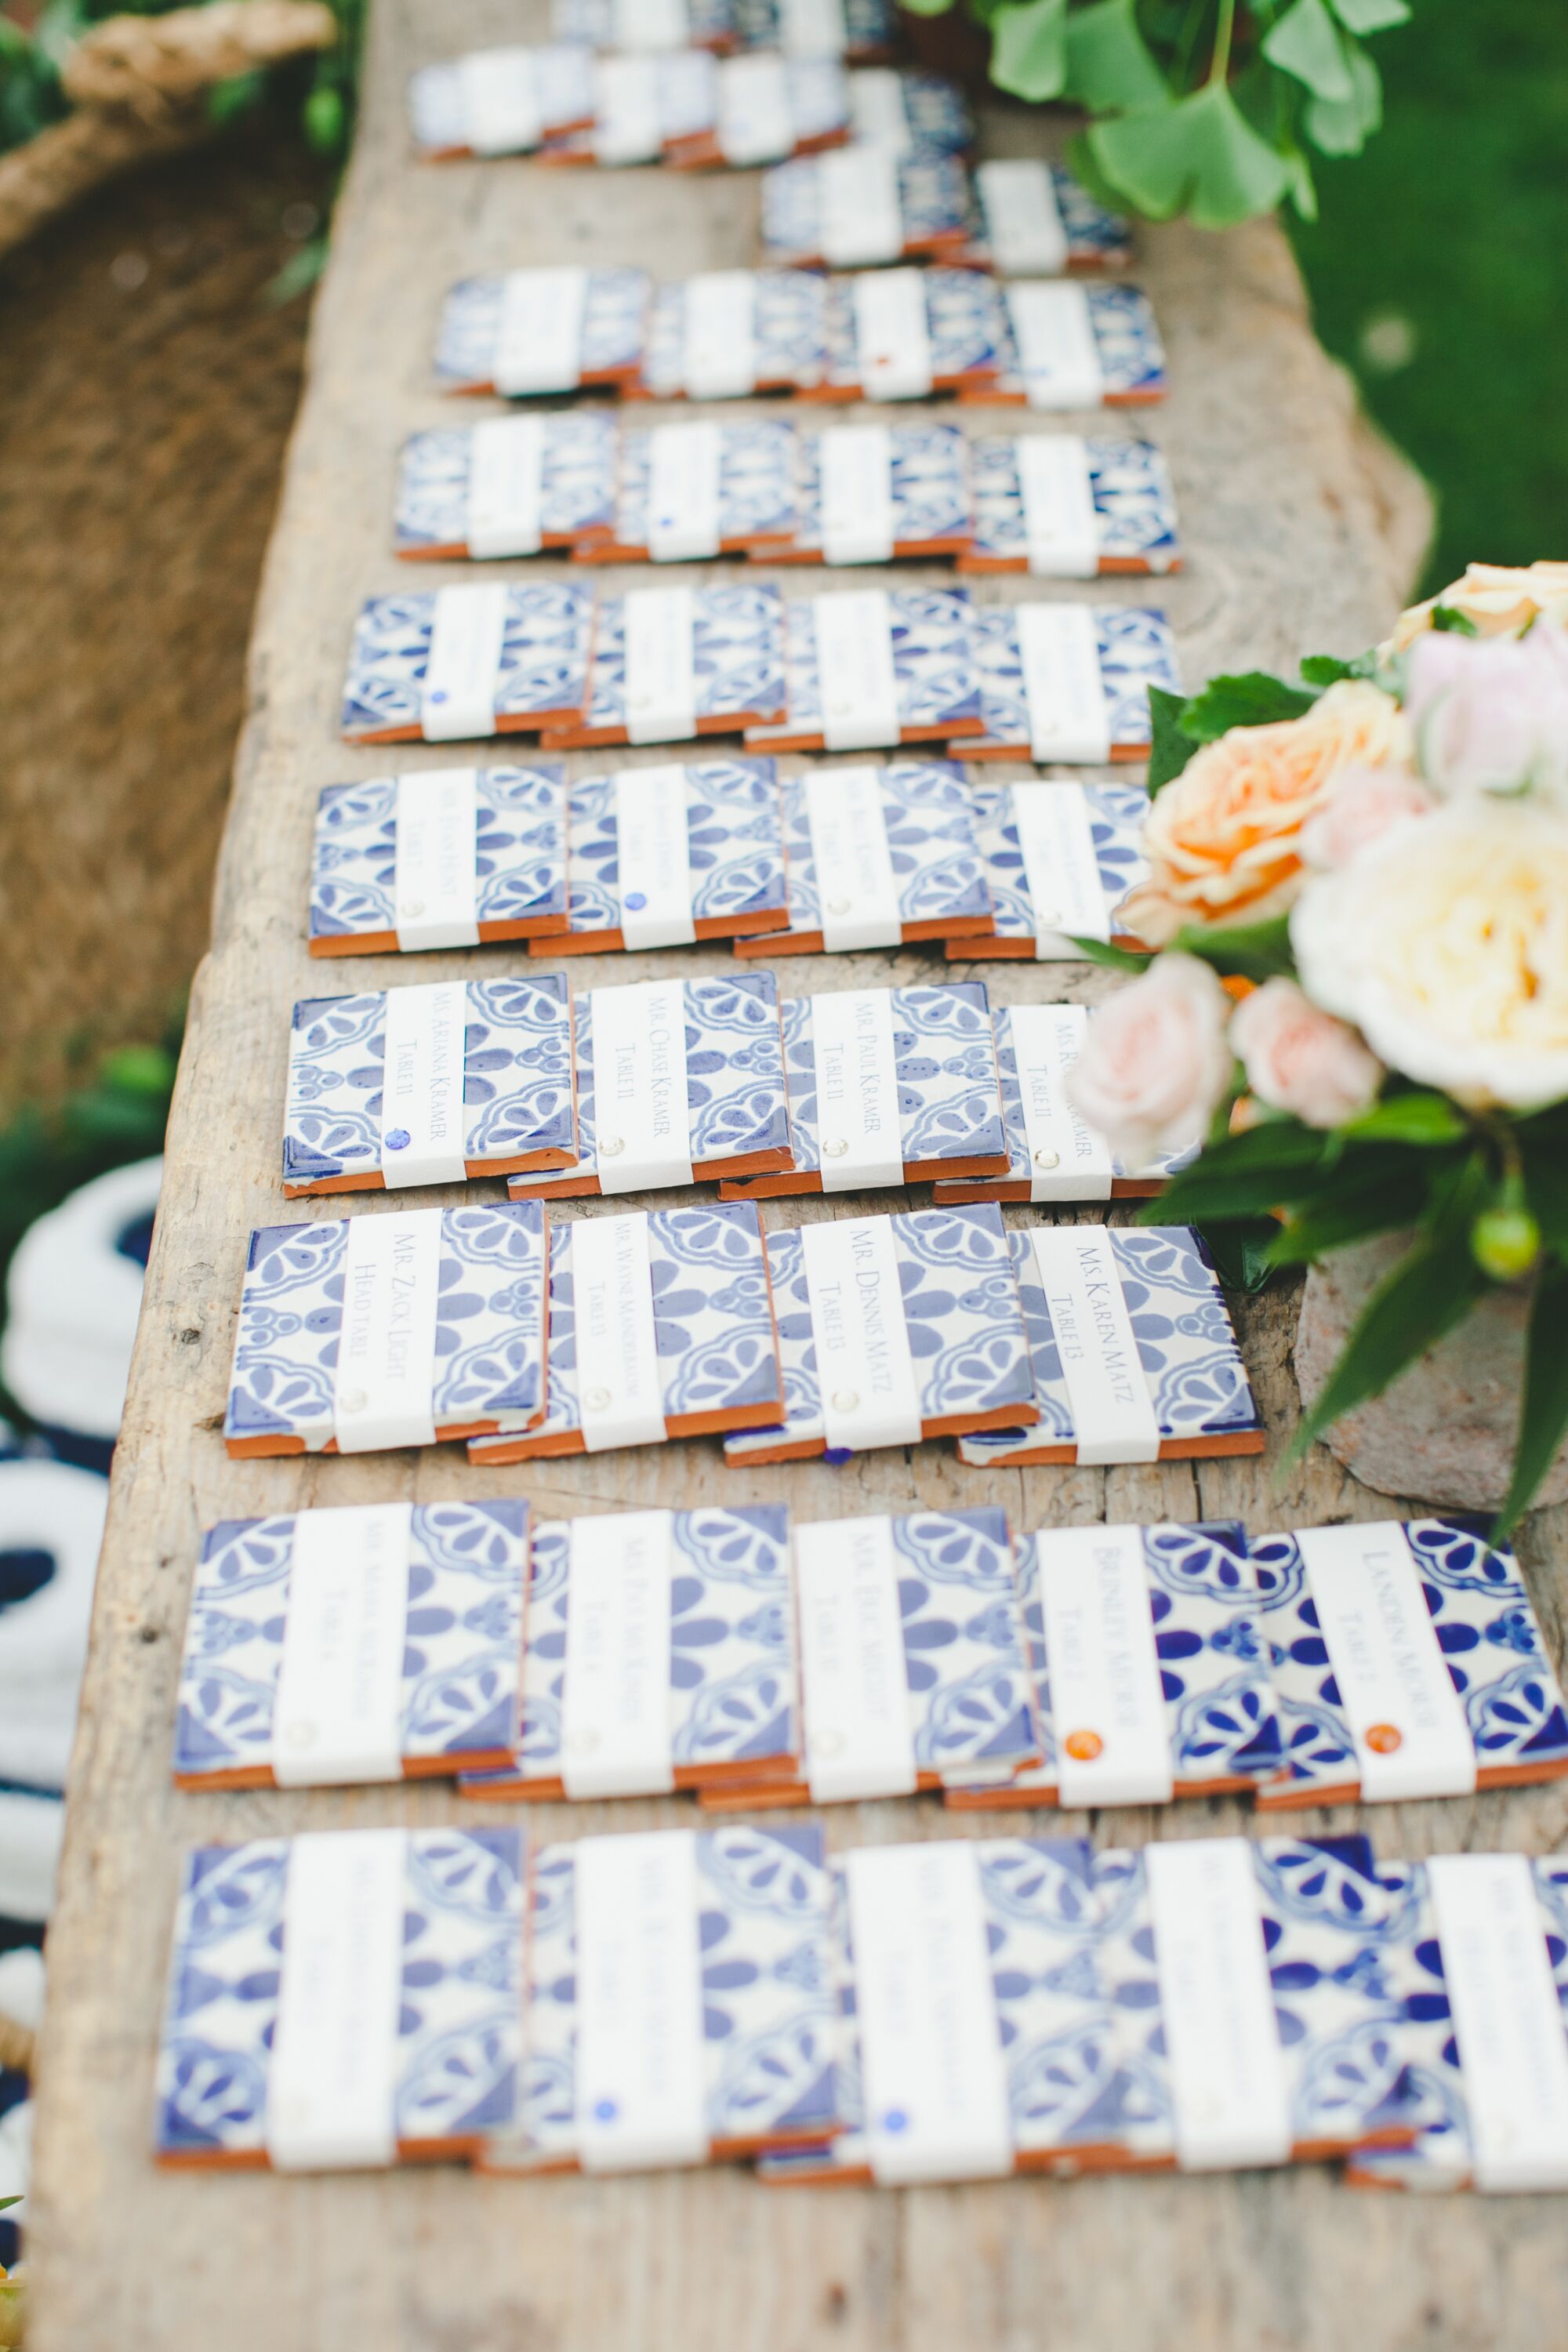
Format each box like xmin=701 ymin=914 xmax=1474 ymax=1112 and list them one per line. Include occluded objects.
xmin=1263 ymin=0 xmax=1357 ymax=102
xmin=989 ymin=0 xmax=1069 ymax=102
xmin=1305 ymin=40 xmax=1382 ymax=154
xmin=1062 ymin=0 xmax=1167 ymax=111
xmin=1330 ymin=0 xmax=1410 ymax=31
xmin=1088 ymin=82 xmax=1293 ymax=230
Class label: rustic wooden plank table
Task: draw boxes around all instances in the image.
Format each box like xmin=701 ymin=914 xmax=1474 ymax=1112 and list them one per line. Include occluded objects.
xmin=27 ymin=3 xmax=1568 ymax=2346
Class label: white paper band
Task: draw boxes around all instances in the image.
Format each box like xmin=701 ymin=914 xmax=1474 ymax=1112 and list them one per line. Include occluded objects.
xmin=1011 ymin=780 xmax=1111 ymax=956
xmin=800 ymin=1215 xmax=922 ymax=1452
xmin=273 ymin=1504 xmax=412 ymax=1787
xmin=851 ymin=270 xmax=932 ymax=401
xmin=811 ymin=987 xmax=902 ymax=1189
xmin=978 ymin=158 xmax=1069 ymax=277
xmin=804 ymin=764 xmax=901 ymax=949
xmin=814 ymin=590 xmax=900 ymax=753
xmin=1145 ymin=1839 xmax=1292 ymax=2172
xmin=267 ymin=1828 xmax=407 ymax=2170
xmin=1016 ymin=606 xmax=1112 ymax=766
xmin=718 ymin=53 xmax=794 ymax=164
xmin=1007 ymin=281 xmax=1105 ymax=411
xmin=820 ymin=426 xmax=896 ymax=564
xmin=612 ymin=765 xmax=696 ymax=949
xmin=646 ymin=424 xmax=724 ymax=562
xmin=493 ymin=267 xmax=587 ymax=397
xmin=1009 ymin=1004 xmax=1112 ymax=1202
xmin=459 ymin=49 xmax=543 ymax=156
xmin=1294 ymin=1523 xmax=1477 ymax=1801
xmin=379 ymin=980 xmax=470 ymax=1189
xmin=682 ymin=270 xmax=758 ymax=399
xmin=561 ymin=1512 xmax=677 ymax=1799
xmin=797 ymin=1515 xmax=916 ymax=1801
xmin=590 ymin=979 xmax=694 ymax=1192
xmin=593 ymin=54 xmax=663 ymax=165
xmin=1035 ymin=1523 xmax=1171 ymax=1806
xmin=575 ymin=1830 xmax=708 ymax=2172
xmin=847 ymin=1842 xmax=1012 ymax=2183
xmin=615 ymin=0 xmax=689 ymax=47
xmin=1029 ymin=1223 xmax=1159 ymax=1464
xmin=1017 ymin=434 xmax=1100 ymax=578
xmin=393 ymin=768 xmax=481 ymax=952
xmin=818 ymin=144 xmax=902 ymax=267
xmin=848 ymin=67 xmax=910 ymax=153
xmin=422 ymin=584 xmax=509 ymax=742
xmin=332 ymin=1208 xmax=443 ymax=1454
xmin=1427 ymin=1853 xmax=1568 ymax=2192
xmin=623 ymin=586 xmax=698 ymax=746
xmin=573 ymin=1212 xmax=667 ymax=1452
xmin=782 ymin=0 xmax=849 ymax=55
xmin=465 ymin=416 xmax=546 ymax=559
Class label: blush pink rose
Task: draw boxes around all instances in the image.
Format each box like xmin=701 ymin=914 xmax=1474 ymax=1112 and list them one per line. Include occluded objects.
xmin=1300 ymin=764 xmax=1437 ymax=869
xmin=1229 ymin=977 xmax=1383 ymax=1130
xmin=1067 ymin=953 xmax=1236 ymax=1159
xmin=1405 ymin=628 xmax=1568 ymax=798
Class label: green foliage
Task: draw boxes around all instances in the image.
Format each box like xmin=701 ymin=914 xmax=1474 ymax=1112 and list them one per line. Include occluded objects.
xmin=1146 ymin=666 xmax=1325 ymax=794
xmin=1167 ymin=913 xmax=1297 ymax=979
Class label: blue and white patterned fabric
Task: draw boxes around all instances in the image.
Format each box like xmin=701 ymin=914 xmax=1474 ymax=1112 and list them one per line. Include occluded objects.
xmin=735 ymin=0 xmax=896 ymax=55
xmin=640 ymin=271 xmax=829 ymax=398
xmin=341 ymin=586 xmax=596 ymax=743
xmin=721 ymin=982 xmax=1003 ymax=1195
xmin=958 ymin=162 xmax=1134 ymax=274
xmin=553 ymin=0 xmax=733 ymax=45
xmin=0 ymin=1460 xmax=107 ymax=1931
xmin=747 ymin=586 xmax=982 ymax=750
xmin=782 ymin=423 xmax=973 ymax=561
xmin=555 ymin=584 xmax=786 ymax=746
xmin=282 ymin=975 xmax=576 ymax=1193
xmin=604 ymin=421 xmax=798 ymax=556
xmin=956 ymin=1225 xmax=1262 ymax=1467
xmin=751 ymin=758 xmax=991 ymax=953
xmin=960 ymin=604 xmax=1179 ymax=760
xmin=172 ymin=1502 xmax=530 ymax=1787
xmin=310 ymin=766 xmax=568 ymax=954
xmin=962 ymin=435 xmax=1181 ymax=575
xmin=461 ymin=1505 xmax=795 ymax=1798
xmin=508 ymin=972 xmax=789 ymax=1195
xmin=434 ymin=268 xmax=651 ymax=394
xmin=485 ymin=1824 xmax=838 ymax=2172
xmin=960 ymin=782 xmax=1150 ymax=957
xmin=820 ymin=266 xmax=1005 ymax=397
xmin=154 ymin=1828 xmax=525 ymax=2164
xmin=967 ymin=282 xmax=1168 ymax=406
xmin=224 ymin=1203 xmax=549 ymax=1455
xmin=724 ymin=1203 xmax=1036 ymax=1461
xmin=946 ymin=1521 xmax=1279 ymax=1806
xmin=931 ymin=1003 xmax=1189 ymax=1198
xmin=1251 ymin=1519 xmax=1568 ymax=1806
xmin=467 ymin=1202 xmax=783 ymax=1461
xmin=394 ymin=416 xmax=619 ymax=557
xmin=2 ymin=1158 xmax=159 ymax=1466
xmin=760 ymin=151 xmax=971 ymax=264
xmin=408 ymin=45 xmax=595 ymax=157
xmin=555 ymin=759 xmax=786 ymax=947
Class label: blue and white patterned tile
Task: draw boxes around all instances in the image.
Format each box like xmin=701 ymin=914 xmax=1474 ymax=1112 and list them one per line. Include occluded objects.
xmin=956 ymin=1225 xmax=1262 ymax=1468
xmin=965 ymin=282 xmax=1167 ymax=407
xmin=224 ymin=1203 xmax=549 ymax=1455
xmin=960 ymin=782 xmax=1151 ymax=956
xmin=782 ymin=423 xmax=972 ymax=559
xmin=434 ymin=267 xmax=651 ymax=393
xmin=962 ymin=435 xmax=1180 ymax=575
xmin=310 ymin=766 xmax=568 ymax=954
xmin=875 ymin=70 xmax=974 ymax=158
xmin=283 ymin=976 xmax=576 ymax=1194
xmin=749 ymin=758 xmax=991 ymax=953
xmin=957 ymin=162 xmax=1134 ymax=274
xmin=819 ymin=265 xmax=1004 ymax=395
xmin=408 ymin=45 xmax=596 ymax=157
xmin=931 ymin=1003 xmax=1189 ymax=1200
xmin=665 ymin=56 xmax=851 ymax=165
xmin=604 ymin=421 xmax=798 ymax=556
xmin=735 ymin=0 xmax=896 ymax=55
xmin=640 ymin=271 xmax=830 ymax=397
xmin=960 ymin=604 xmax=1179 ymax=760
xmin=172 ymin=1502 xmax=530 ymax=1787
xmin=154 ymin=1828 xmax=524 ymax=2163
xmin=556 ymin=583 xmax=786 ymax=746
xmin=746 ymin=586 xmax=982 ymax=750
xmin=341 ymin=586 xmax=596 ymax=743
xmin=760 ymin=151 xmax=972 ymax=264
xmin=394 ymin=416 xmax=618 ymax=557
xmin=552 ymin=0 xmax=733 ymax=45
xmin=555 ymin=759 xmax=786 ymax=949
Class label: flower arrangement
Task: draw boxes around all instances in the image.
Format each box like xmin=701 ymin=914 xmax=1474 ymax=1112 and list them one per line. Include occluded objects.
xmin=1069 ymin=561 xmax=1568 ymax=1533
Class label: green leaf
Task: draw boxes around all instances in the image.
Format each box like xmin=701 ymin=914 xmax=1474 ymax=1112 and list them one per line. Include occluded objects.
xmin=207 ymin=69 xmax=265 ymax=125
xmin=1305 ymin=39 xmax=1381 ymax=154
xmin=1280 ymin=141 xmax=1319 ymax=223
xmin=1178 ymin=670 xmax=1320 ymax=740
xmin=1196 ymin=1218 xmax=1283 ymax=1293
xmin=1087 ymin=82 xmax=1293 ymax=231
xmin=1168 ymin=913 xmax=1297 ymax=980
xmin=1065 ymin=937 xmax=1154 ymax=973
xmin=1262 ymin=0 xmax=1357 ymax=101
xmin=264 ymin=240 xmax=328 ymax=308
xmin=1061 ymin=0 xmax=1167 ymax=110
xmin=1300 ymin=648 xmax=1377 ymax=685
xmin=1493 ymin=1261 xmax=1568 ymax=1540
xmin=989 ymin=0 xmax=1069 ymax=101
xmin=898 ymin=0 xmax=957 ymax=11
xmin=1329 ymin=0 xmax=1410 ymax=30
xmin=1146 ymin=684 xmax=1198 ymax=793
xmin=0 ymin=2194 xmax=18 ymax=2213
xmin=1285 ymin=1227 xmax=1488 ymax=1468
xmin=1264 ymin=1178 xmax=1422 ymax=1265
xmin=1340 ymin=1092 xmax=1471 ymax=1145
xmin=1430 ymin=601 xmax=1480 ymax=634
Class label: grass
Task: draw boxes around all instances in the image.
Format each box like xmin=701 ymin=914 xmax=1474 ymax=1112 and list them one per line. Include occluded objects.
xmin=1287 ymin=0 xmax=1568 ymax=596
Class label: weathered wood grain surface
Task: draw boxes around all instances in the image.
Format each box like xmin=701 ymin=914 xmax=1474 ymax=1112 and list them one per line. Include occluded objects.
xmin=30 ymin=3 xmax=1568 ymax=2347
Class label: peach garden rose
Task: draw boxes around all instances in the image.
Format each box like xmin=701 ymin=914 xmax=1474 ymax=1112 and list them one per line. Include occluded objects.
xmin=1385 ymin=561 xmax=1568 ymax=653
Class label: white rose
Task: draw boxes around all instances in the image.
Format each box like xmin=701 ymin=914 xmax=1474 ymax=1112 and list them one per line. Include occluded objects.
xmin=1066 ymin=953 xmax=1235 ymax=1158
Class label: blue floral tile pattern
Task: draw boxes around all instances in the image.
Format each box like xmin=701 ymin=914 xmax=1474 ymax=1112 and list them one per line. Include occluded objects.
xmin=779 ymin=423 xmax=973 ymax=561
xmin=1250 ymin=1518 xmax=1568 ymax=1807
xmin=932 ymin=1004 xmax=1189 ymax=1200
xmin=819 ymin=266 xmax=1004 ymax=396
xmin=760 ymin=151 xmax=971 ymax=265
xmin=640 ymin=271 xmax=830 ymax=398
xmin=172 ymin=1502 xmax=531 ymax=1787
xmin=964 ymin=282 xmax=1168 ymax=407
xmin=600 ymin=421 xmax=798 ymax=557
xmin=663 ymin=56 xmax=852 ymax=165
xmin=958 ymin=163 xmax=1134 ymax=274
xmin=224 ymin=1203 xmax=548 ymax=1455
xmin=408 ymin=45 xmax=595 ymax=157
xmin=309 ymin=766 xmax=568 ymax=954
xmin=341 ymin=586 xmax=596 ymax=743
xmin=956 ymin=1225 xmax=1262 ymax=1468
xmin=552 ymin=759 xmax=786 ymax=949
xmin=960 ymin=604 xmax=1180 ymax=760
xmin=746 ymin=587 xmax=982 ymax=751
xmin=282 ymin=976 xmax=576 ymax=1194
xmin=394 ymin=416 xmax=619 ymax=557
xmin=552 ymin=584 xmax=786 ymax=746
xmin=507 ymin=972 xmax=789 ymax=1196
xmin=724 ymin=1203 xmax=1036 ymax=1461
xmin=961 ymin=436 xmax=1180 ymax=575
xmin=735 ymin=0 xmax=896 ymax=55
xmin=956 ymin=783 xmax=1151 ymax=960
xmin=154 ymin=1828 xmax=525 ymax=2163
xmin=744 ymin=758 xmax=991 ymax=955
xmin=467 ymin=1201 xmax=783 ymax=1462
xmin=877 ymin=70 xmax=975 ymax=157
xmin=461 ymin=1505 xmax=795 ymax=1798
xmin=434 ymin=267 xmax=651 ymax=394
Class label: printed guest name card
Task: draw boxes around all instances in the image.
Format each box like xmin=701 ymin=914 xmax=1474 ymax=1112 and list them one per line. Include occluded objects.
xmin=958 ymin=782 xmax=1150 ymax=963
xmin=960 ymin=434 xmax=1181 ymax=579
xmin=639 ymin=269 xmax=830 ymax=398
xmin=960 ymin=157 xmax=1134 ymax=278
xmin=724 ymin=1203 xmax=1036 ymax=1464
xmin=962 ymin=281 xmax=1168 ymax=410
xmin=532 ymin=53 xmax=734 ymax=169
xmin=815 ymin=266 xmax=1004 ymax=401
xmin=553 ymin=0 xmax=733 ymax=52
xmin=466 ymin=1201 xmax=783 ymax=1463
xmin=773 ymin=423 xmax=972 ymax=564
xmin=746 ymin=586 xmax=982 ymax=754
xmin=154 ymin=1827 xmax=524 ymax=2170
xmin=760 ymin=147 xmax=971 ymax=267
xmin=932 ymin=1004 xmax=1185 ymax=1203
xmin=720 ymin=981 xmax=1007 ymax=1198
xmin=543 ymin=758 xmax=787 ymax=955
xmin=735 ymin=0 xmax=898 ymax=59
xmin=956 ymin=1224 xmax=1263 ymax=1469
xmin=308 ymin=765 xmax=569 ymax=957
xmin=946 ymin=1520 xmax=1280 ymax=1812
xmin=394 ymin=413 xmax=618 ymax=561
xmin=434 ymin=265 xmax=651 ymax=398
xmin=507 ymin=972 xmax=789 ymax=1198
xmin=460 ymin=1504 xmax=794 ymax=1803
xmin=1251 ymin=1518 xmax=1568 ymax=1810
xmin=958 ymin=604 xmax=1180 ymax=765
xmin=172 ymin=1501 xmax=530 ymax=1791
xmin=740 ymin=760 xmax=993 ymax=957
xmin=583 ymin=419 xmax=798 ymax=563
xmin=663 ymin=53 xmax=853 ymax=169
xmin=408 ymin=43 xmax=595 ymax=159
xmin=481 ymin=1824 xmax=839 ymax=2175
xmin=546 ymin=583 xmax=786 ymax=750
xmin=281 ymin=975 xmax=576 ymax=1196
xmin=340 ymin=584 xmax=595 ymax=746
xmin=223 ymin=1202 xmax=548 ymax=1458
